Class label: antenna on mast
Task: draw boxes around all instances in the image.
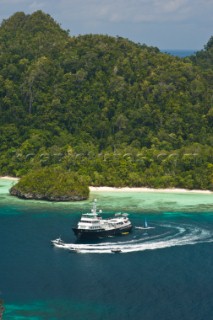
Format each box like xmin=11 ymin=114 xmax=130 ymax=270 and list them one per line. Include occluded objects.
xmin=92 ymin=199 xmax=97 ymax=214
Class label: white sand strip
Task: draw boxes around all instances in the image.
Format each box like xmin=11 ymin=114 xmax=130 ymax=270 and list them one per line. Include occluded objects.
xmin=0 ymin=176 xmax=19 ymax=181
xmin=0 ymin=177 xmax=212 ymax=194
xmin=89 ymin=186 xmax=213 ymax=194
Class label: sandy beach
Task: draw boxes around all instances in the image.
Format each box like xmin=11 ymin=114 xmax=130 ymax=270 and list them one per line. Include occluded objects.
xmin=89 ymin=186 xmax=213 ymax=194
xmin=0 ymin=176 xmax=19 ymax=181
xmin=0 ymin=176 xmax=212 ymax=194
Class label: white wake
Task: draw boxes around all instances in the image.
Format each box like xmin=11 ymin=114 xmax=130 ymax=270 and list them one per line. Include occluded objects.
xmin=53 ymin=222 xmax=213 ymax=254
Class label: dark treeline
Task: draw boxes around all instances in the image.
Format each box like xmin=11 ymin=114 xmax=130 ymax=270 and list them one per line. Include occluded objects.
xmin=0 ymin=11 xmax=212 ymax=190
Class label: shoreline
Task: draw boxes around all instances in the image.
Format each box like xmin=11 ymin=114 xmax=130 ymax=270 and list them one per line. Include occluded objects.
xmin=1 ymin=177 xmax=212 ymax=194
xmin=0 ymin=176 xmax=19 ymax=181
xmin=89 ymin=186 xmax=213 ymax=194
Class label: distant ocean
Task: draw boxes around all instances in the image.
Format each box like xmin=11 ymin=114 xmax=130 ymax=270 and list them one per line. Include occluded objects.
xmin=0 ymin=181 xmax=213 ymax=320
xmin=161 ymin=49 xmax=196 ymax=57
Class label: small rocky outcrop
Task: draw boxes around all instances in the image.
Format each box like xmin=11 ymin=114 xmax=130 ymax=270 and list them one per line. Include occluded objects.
xmin=9 ymin=168 xmax=89 ymax=202
xmin=10 ymin=187 xmax=87 ymax=201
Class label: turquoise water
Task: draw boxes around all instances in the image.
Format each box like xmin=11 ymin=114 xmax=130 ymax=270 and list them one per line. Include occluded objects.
xmin=1 ymin=179 xmax=212 ymax=213
xmin=0 ymin=180 xmax=213 ymax=319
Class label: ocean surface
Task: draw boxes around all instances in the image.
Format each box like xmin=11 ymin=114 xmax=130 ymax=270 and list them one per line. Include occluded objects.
xmin=161 ymin=49 xmax=196 ymax=57
xmin=0 ymin=179 xmax=213 ymax=320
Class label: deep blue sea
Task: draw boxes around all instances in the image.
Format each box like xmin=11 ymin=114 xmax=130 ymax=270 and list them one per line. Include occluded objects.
xmin=0 ymin=180 xmax=213 ymax=320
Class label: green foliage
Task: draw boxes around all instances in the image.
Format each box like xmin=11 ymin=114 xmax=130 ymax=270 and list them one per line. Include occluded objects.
xmin=10 ymin=167 xmax=89 ymax=201
xmin=0 ymin=11 xmax=212 ymax=191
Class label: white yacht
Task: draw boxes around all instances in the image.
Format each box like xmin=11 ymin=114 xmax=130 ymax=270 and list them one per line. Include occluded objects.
xmin=72 ymin=200 xmax=132 ymax=239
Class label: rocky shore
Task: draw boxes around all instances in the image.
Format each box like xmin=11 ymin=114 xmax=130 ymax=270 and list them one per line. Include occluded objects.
xmin=9 ymin=186 xmax=87 ymax=201
xmin=7 ymin=168 xmax=90 ymax=202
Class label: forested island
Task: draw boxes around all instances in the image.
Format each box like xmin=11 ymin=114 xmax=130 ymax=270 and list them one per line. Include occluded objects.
xmin=0 ymin=11 xmax=212 ymax=199
xmin=10 ymin=168 xmax=89 ymax=201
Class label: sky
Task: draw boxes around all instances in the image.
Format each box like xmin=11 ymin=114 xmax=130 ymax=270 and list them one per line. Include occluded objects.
xmin=0 ymin=0 xmax=213 ymax=50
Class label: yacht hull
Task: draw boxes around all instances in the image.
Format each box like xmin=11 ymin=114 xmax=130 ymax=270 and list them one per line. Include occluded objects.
xmin=72 ymin=224 xmax=132 ymax=239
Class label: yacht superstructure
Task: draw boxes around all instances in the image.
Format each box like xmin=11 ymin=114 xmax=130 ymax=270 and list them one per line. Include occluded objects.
xmin=72 ymin=200 xmax=132 ymax=239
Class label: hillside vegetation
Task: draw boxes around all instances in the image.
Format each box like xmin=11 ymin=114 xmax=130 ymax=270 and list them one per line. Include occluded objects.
xmin=0 ymin=11 xmax=212 ymax=191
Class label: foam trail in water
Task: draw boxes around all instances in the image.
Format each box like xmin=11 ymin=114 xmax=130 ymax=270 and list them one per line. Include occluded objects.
xmin=53 ymin=222 xmax=213 ymax=254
